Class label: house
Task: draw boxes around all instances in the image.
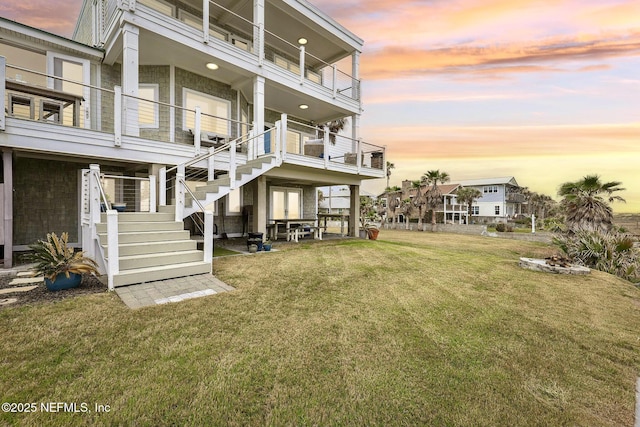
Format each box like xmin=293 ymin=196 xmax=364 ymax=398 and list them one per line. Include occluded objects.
xmin=0 ymin=0 xmax=385 ymax=289
xmin=381 ymin=176 xmax=524 ymax=226
xmin=456 ymin=177 xmax=524 ymax=223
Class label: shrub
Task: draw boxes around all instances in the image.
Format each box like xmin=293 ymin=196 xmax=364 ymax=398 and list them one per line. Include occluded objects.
xmin=506 ymin=225 xmax=514 ymax=232
xmin=554 ymin=229 xmax=639 ymax=283
xmin=495 ymin=223 xmax=506 ymax=232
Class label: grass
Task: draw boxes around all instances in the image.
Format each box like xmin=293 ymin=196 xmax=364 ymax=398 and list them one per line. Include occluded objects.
xmin=213 ymin=246 xmax=241 ymax=257
xmin=1 ymin=230 xmax=639 ymax=426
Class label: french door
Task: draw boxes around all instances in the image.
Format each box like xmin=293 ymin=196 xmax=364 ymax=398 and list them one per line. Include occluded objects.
xmin=271 ymin=187 xmax=302 ymax=219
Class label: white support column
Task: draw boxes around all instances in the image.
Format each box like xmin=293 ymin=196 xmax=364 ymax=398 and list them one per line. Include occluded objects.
xmin=169 ymin=65 xmax=175 ymax=142
xmin=114 ymin=86 xmax=122 ymax=146
xmin=356 ymin=138 xmax=362 ymax=173
xmin=203 ymin=211 xmax=213 ymax=270
xmin=349 ymin=185 xmax=360 ymax=238
xmin=2 ymin=149 xmax=12 ymax=268
xmin=253 ymin=76 xmax=265 ymax=155
xmin=202 ymin=0 xmax=210 ymax=44
xmin=148 ymin=175 xmax=156 ymax=213
xmin=280 ymin=113 xmax=287 ymax=162
xmin=323 ymin=125 xmax=330 ymax=169
xmin=175 ymin=165 xmax=185 ymax=221
xmin=106 ymin=210 xmax=119 ymax=291
xmin=254 ymin=0 xmax=265 ymax=65
xmin=332 ymin=65 xmax=337 ymax=98
xmin=255 ymin=176 xmax=267 ymax=235
xmin=248 ymin=126 xmax=256 ymax=160
xmin=352 ymin=51 xmax=361 ymax=102
xmin=159 ymin=167 xmax=167 ymax=206
xmin=351 ymin=113 xmax=360 ymax=148
xmin=121 ymin=23 xmax=140 ymax=137
xmin=208 ymin=147 xmax=216 ymax=181
xmin=0 ymin=56 xmax=5 ymax=131
xmin=299 ymin=46 xmax=305 ymax=84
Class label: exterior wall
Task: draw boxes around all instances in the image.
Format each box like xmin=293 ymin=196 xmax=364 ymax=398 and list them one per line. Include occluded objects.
xmin=73 ymin=0 xmax=94 ymax=45
xmin=139 ymin=65 xmax=171 ymax=143
xmin=14 ymin=157 xmax=83 ymax=245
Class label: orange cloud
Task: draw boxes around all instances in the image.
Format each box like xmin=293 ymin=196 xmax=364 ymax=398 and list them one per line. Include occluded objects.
xmin=360 ymin=32 xmax=640 ymax=80
xmin=363 ymin=123 xmax=640 ymax=160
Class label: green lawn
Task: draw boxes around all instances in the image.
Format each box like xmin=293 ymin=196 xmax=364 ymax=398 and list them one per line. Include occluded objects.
xmin=1 ymin=230 xmax=639 ymax=426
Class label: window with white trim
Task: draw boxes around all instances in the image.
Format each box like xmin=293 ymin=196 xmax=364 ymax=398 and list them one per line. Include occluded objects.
xmin=483 ymin=185 xmax=498 ymax=193
xmin=139 ymin=84 xmax=159 ymax=128
xmin=183 ymin=89 xmax=231 ymax=136
xmin=138 ymin=0 xmax=175 ymax=16
xmin=271 ymin=187 xmax=302 ymax=219
xmin=495 ymin=205 xmax=500 ymax=215
xmin=471 ymin=206 xmax=479 ymax=215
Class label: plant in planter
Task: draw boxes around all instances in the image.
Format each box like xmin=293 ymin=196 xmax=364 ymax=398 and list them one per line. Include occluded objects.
xmin=360 ymin=196 xmax=381 ymax=240
xmin=263 ymin=239 xmax=272 ymax=252
xmin=26 ymin=232 xmax=100 ymax=291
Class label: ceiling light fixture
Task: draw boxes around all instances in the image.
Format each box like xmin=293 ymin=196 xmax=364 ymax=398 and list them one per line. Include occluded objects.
xmin=299 ymin=104 xmax=309 ymax=110
xmin=206 ymin=62 xmax=219 ymax=70
xmin=298 ymin=37 xmax=308 ymax=45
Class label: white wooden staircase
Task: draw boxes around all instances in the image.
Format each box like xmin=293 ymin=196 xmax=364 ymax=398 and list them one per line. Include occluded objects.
xmin=182 ymin=155 xmax=278 ymax=217
xmin=96 ymin=212 xmax=210 ymax=287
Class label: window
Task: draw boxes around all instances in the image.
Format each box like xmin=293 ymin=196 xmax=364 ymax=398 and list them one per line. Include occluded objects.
xmin=227 ymin=188 xmax=242 ymax=215
xmin=139 ymin=84 xmax=158 ymax=128
xmin=231 ymin=35 xmax=252 ymax=52
xmin=483 ymin=185 xmax=498 ymax=193
xmin=286 ymin=130 xmax=301 ymax=154
xmin=138 ymin=0 xmax=175 ymax=16
xmin=274 ymin=54 xmax=300 ymax=75
xmin=471 ymin=206 xmax=479 ymax=215
xmin=495 ymin=205 xmax=500 ymax=215
xmin=178 ymin=10 xmax=228 ymax=41
xmin=183 ymin=89 xmax=230 ymax=136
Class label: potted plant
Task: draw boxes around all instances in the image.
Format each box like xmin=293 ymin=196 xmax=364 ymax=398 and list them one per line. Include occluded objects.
xmin=364 ymin=223 xmax=380 ymax=240
xmin=360 ymin=196 xmax=381 ymax=240
xmin=26 ymin=232 xmax=100 ymax=291
xmin=263 ymin=238 xmax=272 ymax=252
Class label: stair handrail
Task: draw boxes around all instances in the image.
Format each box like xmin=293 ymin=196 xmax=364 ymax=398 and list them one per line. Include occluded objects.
xmin=86 ymin=165 xmax=119 ymax=291
xmin=176 ymin=175 xmax=214 ymax=267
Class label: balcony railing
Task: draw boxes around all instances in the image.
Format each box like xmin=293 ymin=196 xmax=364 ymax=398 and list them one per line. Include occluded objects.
xmin=1 ymin=61 xmax=382 ymax=172
xmin=117 ymin=0 xmax=361 ymax=102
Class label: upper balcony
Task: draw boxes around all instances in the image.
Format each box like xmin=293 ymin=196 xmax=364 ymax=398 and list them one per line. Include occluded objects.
xmin=94 ymin=0 xmax=362 ymax=120
xmin=0 ymin=59 xmax=384 ymax=179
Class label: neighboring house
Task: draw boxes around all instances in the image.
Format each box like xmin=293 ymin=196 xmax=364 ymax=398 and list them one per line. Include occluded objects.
xmin=382 ymin=177 xmax=524 ymax=225
xmin=318 ymin=185 xmax=375 ymax=215
xmin=456 ymin=177 xmax=524 ymax=223
xmin=0 ymin=0 xmax=384 ymax=288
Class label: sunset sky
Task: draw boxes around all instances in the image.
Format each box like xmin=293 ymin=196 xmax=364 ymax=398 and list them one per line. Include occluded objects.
xmin=2 ymin=0 xmax=639 ymax=211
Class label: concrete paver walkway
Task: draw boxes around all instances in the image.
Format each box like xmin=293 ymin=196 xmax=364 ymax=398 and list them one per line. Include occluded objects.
xmin=115 ymin=274 xmax=234 ymax=309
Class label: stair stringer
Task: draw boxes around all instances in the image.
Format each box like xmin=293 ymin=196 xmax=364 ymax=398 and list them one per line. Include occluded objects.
xmin=183 ymin=155 xmax=279 ymax=218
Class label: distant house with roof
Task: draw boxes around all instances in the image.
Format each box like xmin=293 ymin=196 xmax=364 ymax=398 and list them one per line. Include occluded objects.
xmin=456 ymin=177 xmax=524 ymax=222
xmin=381 ymin=176 xmax=525 ymax=226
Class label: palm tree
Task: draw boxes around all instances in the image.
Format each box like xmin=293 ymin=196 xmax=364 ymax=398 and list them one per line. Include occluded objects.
xmin=318 ymin=118 xmax=347 ymax=144
xmin=399 ymin=198 xmax=413 ymax=230
xmin=386 ymin=161 xmax=395 ymax=189
xmin=411 ymin=180 xmax=427 ymax=230
xmin=422 ymin=170 xmax=450 ymax=232
xmin=455 ymin=187 xmax=482 ymax=225
xmin=385 ymin=186 xmax=402 ymax=227
xmin=558 ymin=174 xmax=625 ymax=232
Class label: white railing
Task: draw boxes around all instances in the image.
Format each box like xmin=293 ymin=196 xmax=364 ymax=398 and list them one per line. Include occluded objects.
xmin=81 ymin=164 xmax=119 ymax=291
xmin=131 ymin=0 xmax=360 ymax=102
xmin=1 ymin=62 xmax=382 ymax=172
xmin=159 ymin=117 xmax=285 ymax=218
